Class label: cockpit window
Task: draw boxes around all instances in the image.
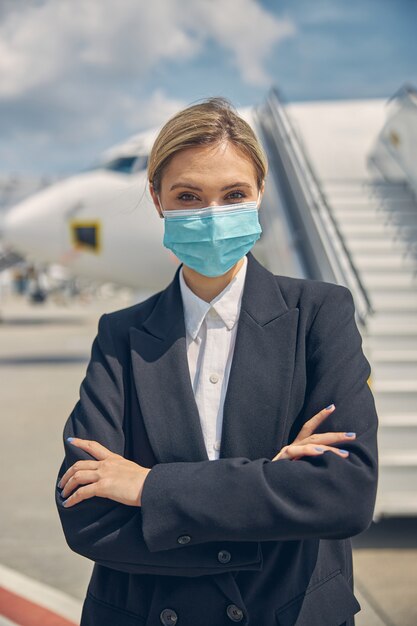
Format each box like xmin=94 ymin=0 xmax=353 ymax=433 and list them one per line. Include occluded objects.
xmin=103 ymin=155 xmax=148 ymax=174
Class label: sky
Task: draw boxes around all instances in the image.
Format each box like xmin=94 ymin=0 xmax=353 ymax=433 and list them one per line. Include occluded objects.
xmin=0 ymin=0 xmax=416 ymax=175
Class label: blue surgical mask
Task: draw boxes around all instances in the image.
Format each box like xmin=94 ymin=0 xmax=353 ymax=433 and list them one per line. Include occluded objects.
xmin=159 ymin=193 xmax=262 ymax=277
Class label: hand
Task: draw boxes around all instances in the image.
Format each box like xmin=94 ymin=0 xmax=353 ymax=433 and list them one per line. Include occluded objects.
xmin=58 ymin=438 xmax=152 ymax=508
xmin=272 ymin=404 xmax=356 ymax=461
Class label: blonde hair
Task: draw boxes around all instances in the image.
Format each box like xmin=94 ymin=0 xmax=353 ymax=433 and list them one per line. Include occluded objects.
xmin=148 ymin=97 xmax=268 ymax=193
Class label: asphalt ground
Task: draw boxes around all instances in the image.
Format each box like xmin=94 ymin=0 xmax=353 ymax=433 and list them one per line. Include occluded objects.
xmin=0 ymin=286 xmax=416 ymax=626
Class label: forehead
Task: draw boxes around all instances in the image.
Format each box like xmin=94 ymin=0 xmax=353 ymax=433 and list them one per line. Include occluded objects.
xmin=162 ymin=141 xmax=257 ymax=186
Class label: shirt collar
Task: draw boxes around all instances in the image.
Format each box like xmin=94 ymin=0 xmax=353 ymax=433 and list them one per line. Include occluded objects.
xmin=179 ymin=255 xmax=248 ymax=340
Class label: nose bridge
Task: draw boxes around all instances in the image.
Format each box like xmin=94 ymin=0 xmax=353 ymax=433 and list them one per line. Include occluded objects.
xmin=208 ymin=198 xmax=222 ymax=207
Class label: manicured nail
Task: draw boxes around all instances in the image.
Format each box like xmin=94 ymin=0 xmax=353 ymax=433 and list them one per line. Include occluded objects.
xmin=315 ymin=446 xmax=324 ymax=452
xmin=62 ymin=499 xmax=69 ymax=506
xmin=57 ymin=480 xmax=62 ymax=488
xmin=66 ymin=437 xmax=74 ymax=443
xmin=339 ymin=449 xmax=349 ymax=454
xmin=345 ymin=432 xmax=356 ymax=437
xmin=325 ymin=404 xmax=334 ymax=410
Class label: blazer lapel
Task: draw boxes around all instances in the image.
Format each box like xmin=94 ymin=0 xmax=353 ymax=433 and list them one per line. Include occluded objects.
xmin=129 ymin=268 xmax=209 ymax=464
xmin=219 ymin=253 xmax=300 ymax=460
xmin=129 ymin=251 xmax=299 ymax=464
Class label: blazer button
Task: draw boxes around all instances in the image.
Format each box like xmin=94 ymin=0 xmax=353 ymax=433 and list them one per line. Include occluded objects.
xmin=218 ymin=549 xmax=231 ymax=564
xmin=177 ymin=534 xmax=191 ymax=545
xmin=160 ymin=608 xmax=178 ymax=625
xmin=226 ymin=604 xmax=244 ymax=622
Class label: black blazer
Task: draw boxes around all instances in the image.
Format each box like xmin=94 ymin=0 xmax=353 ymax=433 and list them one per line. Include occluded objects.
xmin=55 ymin=251 xmax=378 ymax=626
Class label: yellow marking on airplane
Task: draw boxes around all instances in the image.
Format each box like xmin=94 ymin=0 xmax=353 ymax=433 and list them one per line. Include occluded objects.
xmin=389 ymin=129 xmax=401 ymax=148
xmin=69 ymin=220 xmax=101 ymax=254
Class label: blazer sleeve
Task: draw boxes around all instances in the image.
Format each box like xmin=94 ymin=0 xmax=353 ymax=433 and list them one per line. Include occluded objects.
xmin=140 ymin=284 xmax=379 ymax=552
xmin=55 ymin=312 xmax=263 ymax=577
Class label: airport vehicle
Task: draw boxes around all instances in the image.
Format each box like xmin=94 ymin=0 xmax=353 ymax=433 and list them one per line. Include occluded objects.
xmin=1 ymin=86 xmax=416 ymax=518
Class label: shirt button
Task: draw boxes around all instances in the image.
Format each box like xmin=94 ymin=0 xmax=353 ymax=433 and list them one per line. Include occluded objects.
xmin=218 ymin=549 xmax=232 ymax=564
xmin=177 ymin=534 xmax=191 ymax=545
xmin=209 ymin=373 xmax=219 ymax=384
xmin=213 ymin=440 xmax=221 ymax=451
xmin=226 ymin=604 xmax=244 ymax=621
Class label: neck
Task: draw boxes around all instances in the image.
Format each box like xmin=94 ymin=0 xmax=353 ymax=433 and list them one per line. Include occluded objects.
xmin=182 ymin=257 xmax=245 ymax=302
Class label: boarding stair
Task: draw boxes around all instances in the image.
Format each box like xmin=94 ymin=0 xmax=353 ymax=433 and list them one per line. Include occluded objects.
xmin=254 ymin=88 xmax=417 ymax=518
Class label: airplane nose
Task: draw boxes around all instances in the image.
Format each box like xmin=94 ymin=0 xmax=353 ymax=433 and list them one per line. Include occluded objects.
xmin=1 ymin=192 xmax=63 ymax=260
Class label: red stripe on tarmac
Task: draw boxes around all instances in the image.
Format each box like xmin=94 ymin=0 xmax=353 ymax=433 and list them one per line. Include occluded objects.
xmin=0 ymin=586 xmax=77 ymax=626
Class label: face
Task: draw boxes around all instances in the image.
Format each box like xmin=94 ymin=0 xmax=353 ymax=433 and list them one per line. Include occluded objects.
xmin=150 ymin=140 xmax=264 ymax=216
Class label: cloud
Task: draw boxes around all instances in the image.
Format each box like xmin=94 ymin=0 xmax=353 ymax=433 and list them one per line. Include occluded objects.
xmin=0 ymin=0 xmax=295 ymax=98
xmin=120 ymin=89 xmax=186 ymax=130
xmin=0 ymin=0 xmax=296 ymax=172
xmin=189 ymin=0 xmax=296 ymax=86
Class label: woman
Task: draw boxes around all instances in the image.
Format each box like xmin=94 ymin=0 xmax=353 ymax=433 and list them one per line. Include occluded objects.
xmin=55 ymin=97 xmax=378 ymax=626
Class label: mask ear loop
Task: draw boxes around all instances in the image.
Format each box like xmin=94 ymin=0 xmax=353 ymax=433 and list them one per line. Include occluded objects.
xmin=256 ymin=188 xmax=262 ymax=209
xmin=157 ymin=195 xmax=166 ymax=218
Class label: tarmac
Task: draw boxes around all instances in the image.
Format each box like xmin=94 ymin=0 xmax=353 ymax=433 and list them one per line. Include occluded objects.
xmin=0 ymin=286 xmax=416 ymax=626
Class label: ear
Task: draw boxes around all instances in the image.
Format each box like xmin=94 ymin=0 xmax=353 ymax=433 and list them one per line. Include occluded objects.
xmin=149 ymin=183 xmax=164 ymax=219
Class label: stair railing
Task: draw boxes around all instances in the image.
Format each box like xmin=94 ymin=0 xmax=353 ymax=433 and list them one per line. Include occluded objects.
xmin=256 ymin=87 xmax=374 ymax=325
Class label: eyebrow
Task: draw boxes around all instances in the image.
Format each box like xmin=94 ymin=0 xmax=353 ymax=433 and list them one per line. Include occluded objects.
xmin=169 ymin=182 xmax=253 ymax=192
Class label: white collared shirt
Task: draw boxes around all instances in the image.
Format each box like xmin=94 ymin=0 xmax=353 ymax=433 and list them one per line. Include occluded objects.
xmin=179 ymin=255 xmax=248 ymax=460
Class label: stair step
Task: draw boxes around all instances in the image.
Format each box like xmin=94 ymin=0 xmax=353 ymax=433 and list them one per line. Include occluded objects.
xmin=373 ymin=364 xmax=417 ymax=380
xmin=378 ymin=413 xmax=417 ymax=426
xmin=362 ymin=272 xmax=417 ymax=289
xmin=377 ymin=463 xmax=417 ymax=505
xmin=373 ymin=390 xmax=417 ymax=415
xmin=323 ymin=184 xmax=412 ymax=197
xmin=370 ymin=291 xmax=417 ymax=310
xmin=333 ymin=209 xmax=417 ymax=223
xmin=379 ymin=452 xmax=417 ymax=466
xmin=348 ymin=238 xmax=411 ymax=253
xmin=371 ymin=350 xmax=417 ymax=362
xmin=374 ymin=492 xmax=417 ymax=518
xmin=369 ymin=335 xmax=417 ymax=350
xmin=367 ymin=319 xmax=417 ymax=335
xmin=342 ymin=223 xmax=417 ymax=237
xmin=373 ymin=379 xmax=417 ymax=392
xmin=335 ymin=215 xmax=417 ymax=232
xmin=329 ymin=195 xmax=417 ymax=207
xmin=378 ymin=431 xmax=417 ymax=451
xmin=353 ymin=254 xmax=417 ymax=271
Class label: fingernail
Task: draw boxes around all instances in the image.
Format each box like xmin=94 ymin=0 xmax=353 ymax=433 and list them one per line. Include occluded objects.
xmin=339 ymin=449 xmax=349 ymax=454
xmin=315 ymin=446 xmax=324 ymax=452
xmin=325 ymin=404 xmax=334 ymax=410
xmin=345 ymin=432 xmax=356 ymax=437
xmin=62 ymin=499 xmax=69 ymax=506
xmin=66 ymin=437 xmax=74 ymax=443
xmin=57 ymin=480 xmax=62 ymax=488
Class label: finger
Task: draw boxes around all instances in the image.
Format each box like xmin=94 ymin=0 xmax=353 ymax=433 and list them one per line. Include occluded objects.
xmin=58 ymin=460 xmax=99 ymax=489
xmin=292 ymin=405 xmax=335 ymax=443
xmin=271 ymin=445 xmax=288 ymax=461
xmin=61 ymin=470 xmax=100 ymax=498
xmin=297 ymin=431 xmax=356 ymax=447
xmin=62 ymin=483 xmax=99 ymax=507
xmin=284 ymin=443 xmax=350 ymax=461
xmin=66 ymin=437 xmax=115 ymax=461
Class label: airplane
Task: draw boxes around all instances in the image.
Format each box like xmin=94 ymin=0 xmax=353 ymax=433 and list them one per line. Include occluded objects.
xmin=0 ymin=127 xmax=176 ymax=293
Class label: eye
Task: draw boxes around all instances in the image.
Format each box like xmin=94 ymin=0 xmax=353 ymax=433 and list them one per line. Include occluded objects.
xmin=177 ymin=192 xmax=200 ymax=202
xmin=226 ymin=190 xmax=246 ymax=201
